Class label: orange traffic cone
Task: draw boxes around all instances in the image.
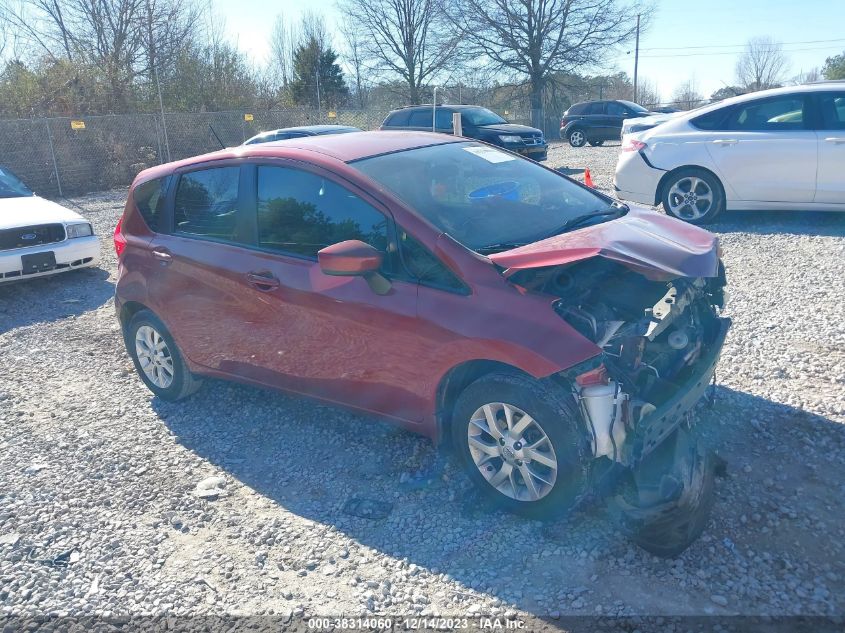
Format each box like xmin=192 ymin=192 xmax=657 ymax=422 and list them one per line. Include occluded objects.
xmin=584 ymin=168 xmax=594 ymax=188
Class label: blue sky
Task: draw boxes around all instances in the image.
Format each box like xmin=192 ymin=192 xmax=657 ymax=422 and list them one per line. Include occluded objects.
xmin=215 ymin=0 xmax=845 ymax=102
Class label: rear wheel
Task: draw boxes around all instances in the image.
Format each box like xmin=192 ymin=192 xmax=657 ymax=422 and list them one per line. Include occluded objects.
xmin=567 ymin=128 xmax=587 ymax=148
xmin=451 ymin=372 xmax=588 ymax=519
xmin=661 ymin=168 xmax=724 ymax=224
xmin=125 ymin=309 xmax=203 ymax=401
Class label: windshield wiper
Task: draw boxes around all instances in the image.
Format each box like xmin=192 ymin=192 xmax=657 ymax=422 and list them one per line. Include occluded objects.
xmin=475 ymin=241 xmax=530 ymax=254
xmin=536 ymin=204 xmax=628 ymax=240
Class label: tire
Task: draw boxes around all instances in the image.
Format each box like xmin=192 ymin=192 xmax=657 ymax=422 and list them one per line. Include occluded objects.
xmin=567 ymin=128 xmax=587 ymax=148
xmin=660 ymin=168 xmax=725 ymax=224
xmin=588 ymin=140 xmax=604 ymax=147
xmin=450 ymin=372 xmax=589 ymax=519
xmin=124 ymin=309 xmax=203 ymax=401
xmin=610 ymin=427 xmax=716 ymax=558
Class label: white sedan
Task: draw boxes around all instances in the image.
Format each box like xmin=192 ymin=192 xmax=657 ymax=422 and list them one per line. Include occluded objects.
xmin=1 ymin=167 xmax=100 ymax=282
xmin=614 ymin=82 xmax=845 ymax=223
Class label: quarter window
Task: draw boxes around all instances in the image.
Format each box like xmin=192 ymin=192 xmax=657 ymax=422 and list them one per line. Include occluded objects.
xmin=397 ymin=228 xmax=466 ymax=293
xmin=819 ymin=92 xmax=845 ymax=130
xmin=173 ymin=167 xmax=241 ymax=241
xmin=725 ymin=96 xmax=806 ymax=130
xmin=256 ymin=166 xmax=389 ymax=259
xmin=133 ymin=176 xmax=169 ymax=232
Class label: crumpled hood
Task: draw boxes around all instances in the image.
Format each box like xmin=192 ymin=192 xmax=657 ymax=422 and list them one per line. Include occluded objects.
xmin=0 ymin=195 xmax=86 ymax=229
xmin=479 ymin=123 xmax=543 ymax=136
xmin=489 ymin=207 xmax=720 ymax=281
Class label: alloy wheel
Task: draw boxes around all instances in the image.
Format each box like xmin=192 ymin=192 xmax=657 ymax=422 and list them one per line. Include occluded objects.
xmin=667 ymin=176 xmax=714 ymax=220
xmin=467 ymin=402 xmax=558 ymax=502
xmin=569 ymin=130 xmax=584 ymax=146
xmin=135 ymin=325 xmax=174 ymax=389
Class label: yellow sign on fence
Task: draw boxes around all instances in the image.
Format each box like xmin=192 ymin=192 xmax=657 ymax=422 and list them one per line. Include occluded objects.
xmin=70 ymin=120 xmax=85 ymax=130
xmin=327 ymin=111 xmax=337 ymax=119
xmin=244 ymin=113 xmax=254 ymax=122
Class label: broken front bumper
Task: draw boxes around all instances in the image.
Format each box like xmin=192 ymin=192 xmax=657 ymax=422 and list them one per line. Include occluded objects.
xmin=627 ymin=316 xmax=731 ymax=465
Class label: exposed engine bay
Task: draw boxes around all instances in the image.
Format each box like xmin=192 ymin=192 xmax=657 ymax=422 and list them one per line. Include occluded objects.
xmin=509 ymin=257 xmax=728 ymax=466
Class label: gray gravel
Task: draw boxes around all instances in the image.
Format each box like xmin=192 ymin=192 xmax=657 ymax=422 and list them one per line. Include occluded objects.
xmin=1 ymin=152 xmax=844 ymax=620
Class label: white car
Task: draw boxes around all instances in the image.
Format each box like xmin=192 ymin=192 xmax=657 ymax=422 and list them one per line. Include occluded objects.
xmin=614 ymin=82 xmax=845 ymax=223
xmin=0 ymin=167 xmax=100 ymax=282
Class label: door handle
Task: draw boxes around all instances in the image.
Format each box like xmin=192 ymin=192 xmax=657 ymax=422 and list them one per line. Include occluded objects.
xmin=151 ymin=249 xmax=172 ymax=265
xmin=713 ymin=139 xmax=738 ymax=145
xmin=246 ymin=271 xmax=280 ymax=291
xmin=824 ymin=137 xmax=845 ymax=144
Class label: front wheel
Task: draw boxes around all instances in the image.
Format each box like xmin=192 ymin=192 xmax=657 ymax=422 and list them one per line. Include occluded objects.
xmin=661 ymin=168 xmax=725 ymax=224
xmin=124 ymin=309 xmax=203 ymax=401
xmin=588 ymin=140 xmax=604 ymax=147
xmin=450 ymin=372 xmax=588 ymax=519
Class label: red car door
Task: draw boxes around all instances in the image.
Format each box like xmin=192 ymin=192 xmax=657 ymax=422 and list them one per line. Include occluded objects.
xmin=144 ymin=162 xmax=261 ymax=370
xmin=228 ymin=162 xmax=432 ymax=424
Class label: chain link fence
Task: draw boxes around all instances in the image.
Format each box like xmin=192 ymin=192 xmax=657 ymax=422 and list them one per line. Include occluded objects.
xmin=0 ymin=108 xmax=397 ymax=198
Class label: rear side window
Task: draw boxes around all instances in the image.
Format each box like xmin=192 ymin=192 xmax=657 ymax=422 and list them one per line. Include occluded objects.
xmin=819 ymin=92 xmax=845 ymax=129
xmin=408 ymin=110 xmax=433 ymax=127
xmin=691 ymin=107 xmax=732 ymax=130
xmin=133 ymin=177 xmax=169 ymax=232
xmin=725 ymin=96 xmax=806 ymax=131
xmin=384 ymin=111 xmax=410 ymax=127
xmin=567 ymin=103 xmax=586 ymax=115
xmin=256 ymin=166 xmax=388 ymax=259
xmin=435 ymin=109 xmax=454 ymax=129
xmin=173 ymin=167 xmax=241 ymax=241
xmin=584 ymin=102 xmax=605 ymax=115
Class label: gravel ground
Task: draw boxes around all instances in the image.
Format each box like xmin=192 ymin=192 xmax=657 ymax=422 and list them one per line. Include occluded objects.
xmin=1 ymin=148 xmax=845 ymax=625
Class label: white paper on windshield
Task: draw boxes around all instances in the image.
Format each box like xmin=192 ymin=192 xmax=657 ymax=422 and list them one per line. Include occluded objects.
xmin=462 ymin=146 xmax=516 ymax=163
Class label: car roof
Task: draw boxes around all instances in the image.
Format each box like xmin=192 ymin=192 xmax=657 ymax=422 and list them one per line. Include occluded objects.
xmin=133 ymin=131 xmax=463 ymax=183
xmin=675 ymin=82 xmax=845 ymax=120
xmin=390 ymin=104 xmax=490 ymax=112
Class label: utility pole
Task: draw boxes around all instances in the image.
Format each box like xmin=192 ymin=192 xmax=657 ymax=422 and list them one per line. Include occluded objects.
xmin=315 ymin=70 xmax=321 ymax=112
xmin=633 ymin=13 xmax=641 ymax=104
xmin=154 ymin=64 xmax=171 ymax=162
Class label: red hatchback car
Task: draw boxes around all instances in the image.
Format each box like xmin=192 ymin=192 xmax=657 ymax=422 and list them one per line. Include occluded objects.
xmin=115 ymin=132 xmax=729 ymax=556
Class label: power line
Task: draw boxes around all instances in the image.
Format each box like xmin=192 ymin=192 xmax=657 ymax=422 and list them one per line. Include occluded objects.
xmin=615 ymin=44 xmax=845 ymax=60
xmin=637 ymin=37 xmax=845 ymax=52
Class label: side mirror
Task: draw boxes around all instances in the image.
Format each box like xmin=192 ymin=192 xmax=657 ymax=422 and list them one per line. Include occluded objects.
xmin=317 ymin=240 xmax=391 ymax=295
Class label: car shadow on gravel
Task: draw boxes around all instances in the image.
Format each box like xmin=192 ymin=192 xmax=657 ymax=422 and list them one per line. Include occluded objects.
xmin=710 ymin=211 xmax=845 ymax=237
xmin=153 ymin=378 xmax=845 ymax=616
xmin=0 ymin=267 xmax=113 ymax=333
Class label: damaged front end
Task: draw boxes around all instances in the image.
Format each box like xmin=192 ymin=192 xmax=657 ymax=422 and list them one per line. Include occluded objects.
xmin=507 ymin=251 xmax=730 ymax=555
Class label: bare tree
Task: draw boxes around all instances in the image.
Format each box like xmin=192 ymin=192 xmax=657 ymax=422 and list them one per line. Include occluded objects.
xmin=736 ymin=36 xmax=788 ymax=92
xmin=671 ymin=79 xmax=704 ymax=110
xmin=339 ymin=0 xmax=460 ymax=104
xmin=446 ymin=0 xmax=645 ymax=128
xmin=635 ymin=77 xmax=660 ymax=109
xmin=791 ymin=67 xmax=820 ymax=85
xmin=269 ymin=14 xmax=297 ymax=91
xmin=340 ymin=22 xmax=369 ymax=108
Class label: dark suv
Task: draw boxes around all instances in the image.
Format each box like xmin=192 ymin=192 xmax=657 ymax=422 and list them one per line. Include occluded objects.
xmin=560 ymin=100 xmax=652 ymax=147
xmin=381 ymin=105 xmax=548 ymax=161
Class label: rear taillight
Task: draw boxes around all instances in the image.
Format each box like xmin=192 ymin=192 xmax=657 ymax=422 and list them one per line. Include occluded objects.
xmin=114 ymin=216 xmax=127 ymax=257
xmin=622 ymin=139 xmax=647 ymax=152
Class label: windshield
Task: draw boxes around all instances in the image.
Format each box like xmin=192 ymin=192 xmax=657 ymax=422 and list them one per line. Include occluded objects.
xmin=0 ymin=168 xmax=34 ymax=198
xmin=461 ymin=107 xmax=508 ymax=127
xmin=619 ymin=100 xmax=650 ymax=113
xmin=353 ymin=142 xmax=615 ymax=252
